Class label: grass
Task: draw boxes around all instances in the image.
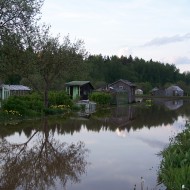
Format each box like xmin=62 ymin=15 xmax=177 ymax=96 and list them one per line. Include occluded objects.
xmin=158 ymin=123 xmax=190 ymax=189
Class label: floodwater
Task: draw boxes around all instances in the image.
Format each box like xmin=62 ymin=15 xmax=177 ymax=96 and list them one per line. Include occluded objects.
xmin=0 ymin=99 xmax=190 ymax=190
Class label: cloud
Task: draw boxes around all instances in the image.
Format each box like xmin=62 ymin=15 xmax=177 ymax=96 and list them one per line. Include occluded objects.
xmin=143 ymin=33 xmax=190 ymax=47
xmin=138 ymin=137 xmax=167 ymax=149
xmin=173 ymin=56 xmax=190 ymax=65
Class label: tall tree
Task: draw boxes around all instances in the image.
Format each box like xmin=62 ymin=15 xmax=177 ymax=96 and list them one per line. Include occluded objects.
xmin=19 ymin=26 xmax=86 ymax=108
xmin=0 ymin=0 xmax=44 ymax=81
xmin=0 ymin=0 xmax=43 ymax=36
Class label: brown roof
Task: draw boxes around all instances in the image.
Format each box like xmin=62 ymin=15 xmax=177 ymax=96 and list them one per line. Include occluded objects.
xmin=108 ymin=79 xmax=136 ymax=87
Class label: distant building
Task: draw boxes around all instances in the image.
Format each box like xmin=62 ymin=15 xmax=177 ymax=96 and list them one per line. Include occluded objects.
xmin=150 ymin=87 xmax=166 ymax=96
xmin=0 ymin=84 xmax=31 ymax=100
xmin=65 ymin=81 xmax=94 ymax=100
xmin=135 ymin=89 xmax=143 ymax=95
xmin=150 ymin=85 xmax=184 ymax=97
xmin=165 ymin=85 xmax=184 ymax=96
xmin=108 ymin=79 xmax=136 ymax=103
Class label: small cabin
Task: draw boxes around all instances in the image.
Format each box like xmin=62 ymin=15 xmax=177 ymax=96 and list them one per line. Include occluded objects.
xmin=135 ymin=89 xmax=143 ymax=95
xmin=108 ymin=79 xmax=136 ymax=103
xmin=65 ymin=81 xmax=94 ymax=100
xmin=150 ymin=87 xmax=166 ymax=96
xmin=165 ymin=85 xmax=184 ymax=96
xmin=0 ymin=84 xmax=31 ymax=100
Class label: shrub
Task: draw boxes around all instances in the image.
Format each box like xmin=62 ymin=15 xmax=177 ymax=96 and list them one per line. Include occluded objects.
xmin=1 ymin=91 xmax=73 ymax=119
xmin=48 ymin=91 xmax=73 ymax=107
xmin=3 ymin=96 xmax=28 ymax=116
xmin=2 ymin=94 xmax=44 ymax=118
xmin=89 ymin=92 xmax=112 ymax=105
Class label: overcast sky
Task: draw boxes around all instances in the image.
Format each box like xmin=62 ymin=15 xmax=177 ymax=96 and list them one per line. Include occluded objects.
xmin=41 ymin=0 xmax=190 ymax=73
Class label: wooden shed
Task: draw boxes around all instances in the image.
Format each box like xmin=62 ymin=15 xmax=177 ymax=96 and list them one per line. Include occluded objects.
xmin=165 ymin=85 xmax=184 ymax=96
xmin=0 ymin=84 xmax=31 ymax=100
xmin=108 ymin=79 xmax=136 ymax=103
xmin=65 ymin=81 xmax=94 ymax=100
xmin=150 ymin=87 xmax=166 ymax=96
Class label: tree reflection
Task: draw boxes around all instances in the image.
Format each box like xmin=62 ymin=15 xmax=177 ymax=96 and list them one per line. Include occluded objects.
xmin=0 ymin=118 xmax=89 ymax=190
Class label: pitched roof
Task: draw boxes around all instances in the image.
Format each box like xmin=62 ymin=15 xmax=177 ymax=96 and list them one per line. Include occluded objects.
xmin=109 ymin=79 xmax=136 ymax=87
xmin=65 ymin=81 xmax=94 ymax=87
xmin=166 ymin=85 xmax=183 ymax=92
xmin=135 ymin=89 xmax=143 ymax=92
xmin=65 ymin=81 xmax=90 ymax=86
xmin=1 ymin=85 xmax=31 ymax=91
xmin=151 ymin=87 xmax=159 ymax=92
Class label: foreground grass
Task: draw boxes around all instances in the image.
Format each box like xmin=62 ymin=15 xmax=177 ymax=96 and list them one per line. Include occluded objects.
xmin=158 ymin=122 xmax=190 ymax=189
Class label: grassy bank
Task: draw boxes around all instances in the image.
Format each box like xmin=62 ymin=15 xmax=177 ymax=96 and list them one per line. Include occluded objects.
xmin=159 ymin=122 xmax=190 ymax=189
xmin=0 ymin=91 xmax=81 ymax=125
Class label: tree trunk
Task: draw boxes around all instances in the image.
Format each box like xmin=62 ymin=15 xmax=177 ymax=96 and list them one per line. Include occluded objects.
xmin=44 ymin=85 xmax=49 ymax=108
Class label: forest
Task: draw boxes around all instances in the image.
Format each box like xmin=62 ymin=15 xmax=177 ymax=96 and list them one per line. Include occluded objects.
xmin=83 ymin=54 xmax=190 ymax=94
xmin=2 ymin=51 xmax=190 ymax=95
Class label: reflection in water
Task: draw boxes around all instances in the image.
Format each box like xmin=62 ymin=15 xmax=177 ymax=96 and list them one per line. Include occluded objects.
xmin=115 ymin=128 xmax=127 ymax=138
xmin=0 ymin=118 xmax=89 ymax=190
xmin=164 ymin=99 xmax=183 ymax=110
xmin=0 ymin=101 xmax=190 ymax=189
xmin=1 ymin=100 xmax=190 ymax=138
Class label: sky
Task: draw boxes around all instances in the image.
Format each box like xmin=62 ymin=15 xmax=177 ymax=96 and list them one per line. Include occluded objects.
xmin=41 ymin=0 xmax=190 ymax=73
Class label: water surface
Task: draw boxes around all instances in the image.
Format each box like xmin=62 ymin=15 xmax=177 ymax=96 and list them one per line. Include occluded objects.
xmin=0 ymin=99 xmax=190 ymax=190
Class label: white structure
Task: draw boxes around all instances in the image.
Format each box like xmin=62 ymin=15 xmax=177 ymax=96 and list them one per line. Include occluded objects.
xmin=135 ymin=89 xmax=143 ymax=95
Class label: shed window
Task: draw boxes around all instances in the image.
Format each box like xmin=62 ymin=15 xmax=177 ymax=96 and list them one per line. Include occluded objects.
xmin=119 ymin=86 xmax=123 ymax=89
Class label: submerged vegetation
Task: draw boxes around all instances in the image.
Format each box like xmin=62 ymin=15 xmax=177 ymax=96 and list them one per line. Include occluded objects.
xmin=159 ymin=123 xmax=190 ymax=189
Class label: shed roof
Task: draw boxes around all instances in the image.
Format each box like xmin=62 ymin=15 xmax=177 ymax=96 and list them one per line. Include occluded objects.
xmin=0 ymin=84 xmax=31 ymax=91
xmin=136 ymin=89 xmax=143 ymax=92
xmin=166 ymin=85 xmax=183 ymax=92
xmin=109 ymin=79 xmax=136 ymax=87
xmin=151 ymin=87 xmax=159 ymax=92
xmin=65 ymin=81 xmax=94 ymax=88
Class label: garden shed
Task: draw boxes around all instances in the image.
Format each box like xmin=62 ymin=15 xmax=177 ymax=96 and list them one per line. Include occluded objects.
xmin=165 ymin=85 xmax=184 ymax=96
xmin=108 ymin=79 xmax=136 ymax=103
xmin=150 ymin=87 xmax=166 ymax=96
xmin=65 ymin=81 xmax=94 ymax=100
xmin=0 ymin=84 xmax=31 ymax=100
xmin=135 ymin=89 xmax=143 ymax=95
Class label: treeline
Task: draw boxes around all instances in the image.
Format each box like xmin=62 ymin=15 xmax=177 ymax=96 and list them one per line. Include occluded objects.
xmin=83 ymin=54 xmax=190 ymax=94
xmin=3 ymin=53 xmax=190 ymax=95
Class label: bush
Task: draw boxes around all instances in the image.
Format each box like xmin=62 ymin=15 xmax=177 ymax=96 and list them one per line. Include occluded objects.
xmin=3 ymin=96 xmax=28 ymax=116
xmin=48 ymin=91 xmax=73 ymax=107
xmin=2 ymin=93 xmax=44 ymax=118
xmin=89 ymin=92 xmax=112 ymax=105
xmin=1 ymin=91 xmax=73 ymax=119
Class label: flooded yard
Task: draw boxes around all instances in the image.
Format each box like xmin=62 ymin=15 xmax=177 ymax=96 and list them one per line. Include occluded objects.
xmin=0 ymin=99 xmax=190 ymax=190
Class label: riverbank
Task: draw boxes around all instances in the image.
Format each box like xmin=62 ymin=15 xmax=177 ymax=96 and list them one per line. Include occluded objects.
xmin=159 ymin=122 xmax=190 ymax=189
xmin=1 ymin=93 xmax=190 ymax=126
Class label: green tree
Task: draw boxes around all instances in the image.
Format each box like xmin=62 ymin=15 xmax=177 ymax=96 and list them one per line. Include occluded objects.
xmin=0 ymin=0 xmax=43 ymax=36
xmin=0 ymin=0 xmax=44 ymax=81
xmin=22 ymin=27 xmax=86 ymax=108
